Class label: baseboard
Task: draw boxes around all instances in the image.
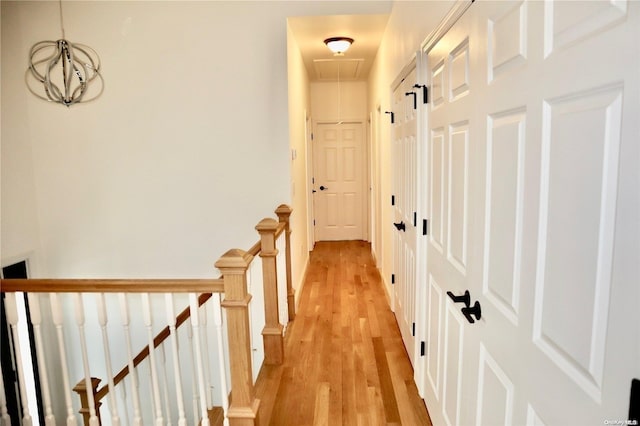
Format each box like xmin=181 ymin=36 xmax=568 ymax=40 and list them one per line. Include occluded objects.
xmin=378 ymin=265 xmax=393 ymax=309
xmin=294 ymin=255 xmax=310 ymax=313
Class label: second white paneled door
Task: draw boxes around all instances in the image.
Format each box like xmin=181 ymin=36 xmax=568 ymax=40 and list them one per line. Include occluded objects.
xmin=391 ymin=67 xmax=419 ymax=366
xmin=421 ymin=1 xmax=639 ymax=425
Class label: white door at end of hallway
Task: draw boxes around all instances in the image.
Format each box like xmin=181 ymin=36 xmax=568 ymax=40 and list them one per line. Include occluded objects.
xmin=312 ymin=122 xmax=367 ymax=241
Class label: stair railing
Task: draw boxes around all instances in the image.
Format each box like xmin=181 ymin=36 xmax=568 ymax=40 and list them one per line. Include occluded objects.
xmin=0 ymin=204 xmax=294 ymax=426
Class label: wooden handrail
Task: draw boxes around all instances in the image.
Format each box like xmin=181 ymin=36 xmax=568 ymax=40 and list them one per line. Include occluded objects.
xmin=247 ymin=240 xmax=262 ymax=257
xmin=275 ymin=221 xmax=286 ymax=239
xmin=0 ymin=278 xmax=225 ymax=294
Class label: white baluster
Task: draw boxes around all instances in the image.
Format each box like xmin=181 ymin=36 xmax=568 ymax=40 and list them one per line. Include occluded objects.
xmin=27 ymin=294 xmax=55 ymax=426
xmin=119 ymin=381 xmax=130 ymax=426
xmin=73 ymin=293 xmax=100 ymax=426
xmin=199 ymin=302 xmax=213 ymax=408
xmin=212 ymin=294 xmax=229 ymax=426
xmin=0 ymin=365 xmax=11 ymax=426
xmin=49 ymin=293 xmax=77 ymax=426
xmin=187 ymin=319 xmax=200 ymax=426
xmin=158 ymin=344 xmax=172 ymax=426
xmin=165 ymin=294 xmax=187 ymax=426
xmin=189 ymin=294 xmax=209 ymax=426
xmin=96 ymin=294 xmax=121 ymax=426
xmin=147 ymin=358 xmax=157 ymax=422
xmin=141 ymin=293 xmax=164 ymax=426
xmin=118 ymin=293 xmax=142 ymax=426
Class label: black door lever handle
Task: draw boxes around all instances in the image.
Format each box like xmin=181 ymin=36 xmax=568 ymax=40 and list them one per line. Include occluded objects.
xmin=447 ymin=290 xmax=470 ymax=307
xmin=393 ymin=221 xmax=406 ymax=232
xmin=319 ymin=185 xmax=328 ymax=191
xmin=462 ymin=301 xmax=482 ymax=324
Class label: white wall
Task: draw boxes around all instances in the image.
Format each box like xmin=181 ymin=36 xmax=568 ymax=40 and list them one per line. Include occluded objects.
xmin=367 ymin=0 xmax=455 ymax=300
xmin=2 ymin=1 xmax=291 ymax=278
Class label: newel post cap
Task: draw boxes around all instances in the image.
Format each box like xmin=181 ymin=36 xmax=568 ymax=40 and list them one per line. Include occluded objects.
xmin=275 ymin=204 xmax=292 ymax=218
xmin=256 ymin=218 xmax=279 ymax=233
xmin=215 ymin=249 xmax=253 ymax=271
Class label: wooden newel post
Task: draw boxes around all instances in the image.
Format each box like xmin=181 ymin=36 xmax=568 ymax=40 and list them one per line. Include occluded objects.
xmin=73 ymin=377 xmax=102 ymax=426
xmin=275 ymin=204 xmax=295 ymax=321
xmin=256 ymin=218 xmax=284 ymax=365
xmin=215 ymin=249 xmax=260 ymax=426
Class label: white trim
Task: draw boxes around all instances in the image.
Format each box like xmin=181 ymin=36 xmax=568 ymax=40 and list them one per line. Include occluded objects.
xmin=305 ymin=111 xmax=315 ymax=250
xmin=391 ymin=56 xmax=418 ymax=93
xmin=421 ymin=0 xmax=474 ymax=55
xmin=293 ymin=256 xmax=310 ymax=315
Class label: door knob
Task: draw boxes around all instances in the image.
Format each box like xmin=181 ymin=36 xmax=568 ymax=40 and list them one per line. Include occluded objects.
xmin=393 ymin=221 xmax=406 ymax=231
xmin=319 ymin=185 xmax=328 ymax=191
xmin=447 ymin=290 xmax=470 ymax=307
xmin=462 ymin=301 xmax=482 ymax=324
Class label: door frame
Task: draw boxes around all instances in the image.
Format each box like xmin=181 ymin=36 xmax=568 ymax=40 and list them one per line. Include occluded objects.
xmin=305 ymin=111 xmax=315 ymax=250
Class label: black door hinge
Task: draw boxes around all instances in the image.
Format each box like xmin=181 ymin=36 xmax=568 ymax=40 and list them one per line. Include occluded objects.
xmin=412 ymin=322 xmax=416 ymax=336
xmin=313 ymin=219 xmax=316 ymax=226
xmin=420 ymin=341 xmax=426 ymax=356
xmin=391 ymin=274 xmax=395 ymax=284
xmin=413 ymin=84 xmax=429 ymax=104
xmin=391 ymin=195 xmax=396 ymax=206
xmin=413 ymin=212 xmax=417 ymax=227
xmin=405 ymin=91 xmax=417 ymax=110
xmin=311 ymin=132 xmax=314 ymax=140
xmin=385 ymin=111 xmax=395 ymax=124
xmin=423 ymin=219 xmax=428 ymax=236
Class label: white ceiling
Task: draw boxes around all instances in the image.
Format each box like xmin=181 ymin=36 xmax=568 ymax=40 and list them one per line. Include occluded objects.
xmin=288 ymin=13 xmax=390 ymax=82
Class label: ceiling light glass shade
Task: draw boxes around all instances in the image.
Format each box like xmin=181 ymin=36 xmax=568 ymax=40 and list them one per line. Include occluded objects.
xmin=324 ymin=37 xmax=354 ymax=55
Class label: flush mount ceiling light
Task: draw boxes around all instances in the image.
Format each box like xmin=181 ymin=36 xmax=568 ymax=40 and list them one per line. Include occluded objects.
xmin=324 ymin=37 xmax=354 ymax=56
xmin=25 ymin=0 xmax=103 ymax=107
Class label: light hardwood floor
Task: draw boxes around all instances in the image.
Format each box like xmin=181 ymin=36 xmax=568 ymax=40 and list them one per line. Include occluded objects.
xmin=254 ymin=241 xmax=432 ymax=425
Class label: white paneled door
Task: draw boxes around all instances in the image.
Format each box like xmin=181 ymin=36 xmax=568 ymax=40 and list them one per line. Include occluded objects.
xmin=392 ymin=67 xmax=419 ymax=366
xmin=313 ymin=122 xmax=366 ymax=241
xmin=421 ymin=1 xmax=639 ymax=425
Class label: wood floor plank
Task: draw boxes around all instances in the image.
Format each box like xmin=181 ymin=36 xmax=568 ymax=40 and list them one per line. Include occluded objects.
xmin=313 ymin=382 xmax=330 ymax=426
xmin=406 ymin=379 xmax=433 ymax=426
xmin=255 ymin=241 xmax=430 ymax=425
xmin=372 ymin=336 xmax=401 ymax=423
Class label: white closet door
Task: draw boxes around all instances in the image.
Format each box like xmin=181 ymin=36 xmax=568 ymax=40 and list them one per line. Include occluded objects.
xmin=422 ymin=1 xmax=639 ymax=425
xmin=392 ymin=67 xmax=419 ymax=366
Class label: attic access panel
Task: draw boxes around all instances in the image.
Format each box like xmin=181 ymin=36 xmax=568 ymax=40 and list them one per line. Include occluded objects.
xmin=313 ymin=59 xmax=365 ymax=81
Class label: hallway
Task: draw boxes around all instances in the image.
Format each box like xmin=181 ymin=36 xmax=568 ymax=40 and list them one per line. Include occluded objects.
xmin=255 ymin=241 xmax=431 ymax=425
